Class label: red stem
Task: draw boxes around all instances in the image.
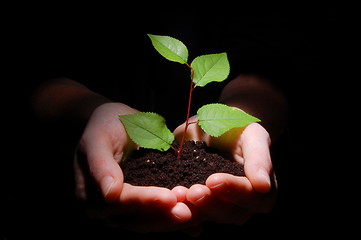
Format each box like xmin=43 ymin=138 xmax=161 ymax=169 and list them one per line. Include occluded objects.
xmin=177 ymin=63 xmax=195 ymax=159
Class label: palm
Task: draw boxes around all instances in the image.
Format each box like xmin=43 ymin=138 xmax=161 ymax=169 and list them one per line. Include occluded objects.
xmin=74 ymin=103 xmax=194 ymax=232
xmin=174 ymin=119 xmax=277 ymax=224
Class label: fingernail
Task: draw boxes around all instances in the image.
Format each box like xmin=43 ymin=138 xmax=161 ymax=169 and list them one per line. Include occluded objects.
xmin=209 ymin=182 xmax=224 ymax=189
xmin=101 ymin=176 xmax=114 ymax=197
xmin=258 ymin=168 xmax=271 ymax=186
xmin=171 ymin=203 xmax=192 ymax=223
xmin=194 ymin=195 xmax=206 ymax=203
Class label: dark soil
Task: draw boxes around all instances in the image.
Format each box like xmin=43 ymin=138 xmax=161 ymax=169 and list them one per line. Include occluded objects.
xmin=121 ymin=140 xmax=245 ymax=189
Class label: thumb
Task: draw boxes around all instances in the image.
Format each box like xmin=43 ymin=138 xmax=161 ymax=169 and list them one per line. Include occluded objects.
xmin=240 ymin=123 xmax=273 ymax=193
xmin=84 ymin=137 xmax=124 ymax=202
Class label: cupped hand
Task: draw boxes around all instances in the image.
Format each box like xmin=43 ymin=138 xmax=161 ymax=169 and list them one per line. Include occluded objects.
xmin=173 ymin=116 xmax=277 ymax=225
xmin=73 ymin=103 xmax=193 ymax=232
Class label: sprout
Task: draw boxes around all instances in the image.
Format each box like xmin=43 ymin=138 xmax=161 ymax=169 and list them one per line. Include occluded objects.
xmin=119 ymin=34 xmax=260 ymax=159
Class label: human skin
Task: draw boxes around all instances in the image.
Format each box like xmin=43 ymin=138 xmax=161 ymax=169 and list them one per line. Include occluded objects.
xmin=31 ymin=74 xmax=286 ymax=233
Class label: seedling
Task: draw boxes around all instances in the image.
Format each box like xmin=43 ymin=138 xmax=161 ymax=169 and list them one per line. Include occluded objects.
xmin=119 ymin=34 xmax=260 ymax=159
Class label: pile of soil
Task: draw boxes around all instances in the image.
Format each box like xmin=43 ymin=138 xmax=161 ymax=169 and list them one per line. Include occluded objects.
xmin=121 ymin=140 xmax=245 ymax=189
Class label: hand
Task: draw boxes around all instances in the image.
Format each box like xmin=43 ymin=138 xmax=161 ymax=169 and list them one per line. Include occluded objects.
xmin=73 ymin=103 xmax=193 ymax=232
xmin=174 ymin=117 xmax=277 ymax=226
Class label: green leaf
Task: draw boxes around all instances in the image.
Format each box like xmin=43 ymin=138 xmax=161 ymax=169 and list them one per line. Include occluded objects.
xmin=147 ymin=34 xmax=188 ymax=64
xmin=191 ymin=53 xmax=230 ymax=87
xmin=197 ymin=103 xmax=261 ymax=137
xmin=119 ymin=112 xmax=174 ymax=151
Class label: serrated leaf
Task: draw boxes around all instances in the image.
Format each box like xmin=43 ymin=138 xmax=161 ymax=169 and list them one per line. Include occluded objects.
xmin=147 ymin=34 xmax=188 ymax=64
xmin=119 ymin=112 xmax=174 ymax=151
xmin=191 ymin=53 xmax=230 ymax=87
xmin=197 ymin=103 xmax=261 ymax=137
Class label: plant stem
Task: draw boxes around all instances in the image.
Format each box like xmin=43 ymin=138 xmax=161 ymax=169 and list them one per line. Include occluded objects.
xmin=177 ymin=63 xmax=195 ymax=159
xmin=170 ymin=145 xmax=179 ymax=152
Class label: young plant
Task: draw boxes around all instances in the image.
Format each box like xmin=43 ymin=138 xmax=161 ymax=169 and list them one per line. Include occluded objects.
xmin=119 ymin=34 xmax=260 ymax=159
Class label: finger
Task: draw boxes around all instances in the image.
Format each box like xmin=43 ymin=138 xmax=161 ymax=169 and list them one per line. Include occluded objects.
xmin=92 ymin=184 xmax=192 ymax=232
xmin=207 ymin=173 xmax=277 ymax=215
xmin=186 ymin=184 xmax=211 ymax=206
xmin=206 ymin=173 xmax=254 ymax=205
xmin=240 ymin=123 xmax=273 ymax=193
xmin=119 ymin=183 xmax=177 ymax=210
xmin=171 ymin=202 xmax=192 ymax=223
xmin=84 ymin=135 xmax=124 ymax=202
xmin=185 ymin=179 xmax=253 ymax=225
xmin=119 ymin=184 xmax=193 ymax=225
xmin=172 ymin=186 xmax=188 ymax=202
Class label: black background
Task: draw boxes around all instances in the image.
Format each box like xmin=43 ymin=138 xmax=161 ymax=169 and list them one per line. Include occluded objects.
xmin=3 ymin=3 xmax=351 ymax=239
